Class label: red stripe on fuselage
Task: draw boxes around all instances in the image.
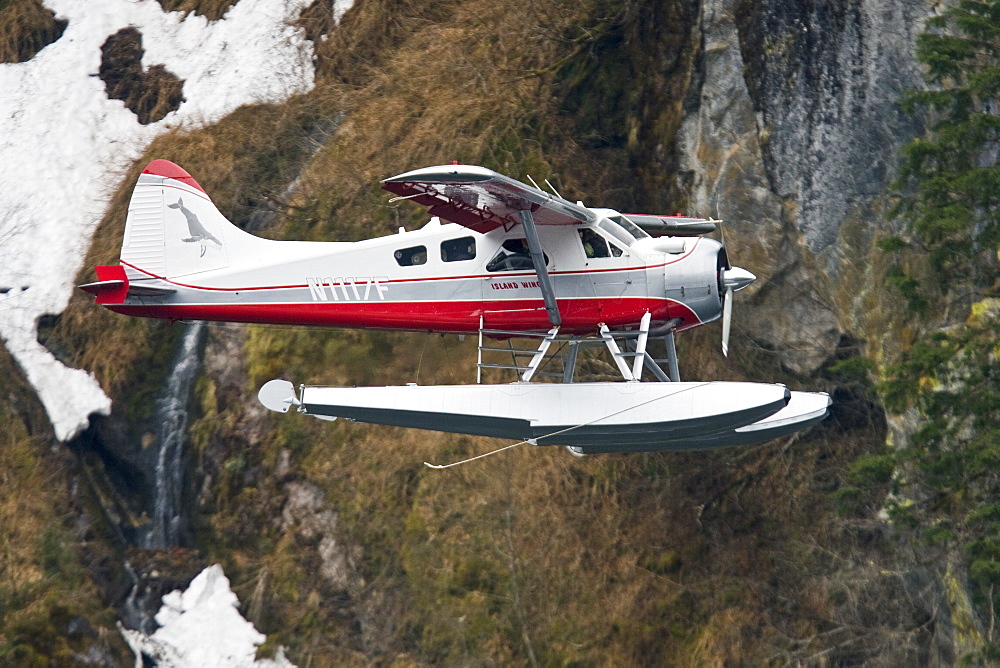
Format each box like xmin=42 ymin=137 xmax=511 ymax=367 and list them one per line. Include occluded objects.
xmin=108 ymin=297 xmax=703 ymax=335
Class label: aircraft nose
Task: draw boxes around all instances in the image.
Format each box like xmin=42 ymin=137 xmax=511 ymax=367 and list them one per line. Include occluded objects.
xmin=722 ymin=266 xmax=755 ymax=293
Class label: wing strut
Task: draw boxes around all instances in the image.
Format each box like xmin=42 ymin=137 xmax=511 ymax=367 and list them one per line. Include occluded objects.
xmin=517 ymin=209 xmax=562 ymax=327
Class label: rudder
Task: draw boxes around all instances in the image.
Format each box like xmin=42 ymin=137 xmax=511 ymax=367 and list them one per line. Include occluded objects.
xmin=121 ymin=160 xmax=232 ymax=279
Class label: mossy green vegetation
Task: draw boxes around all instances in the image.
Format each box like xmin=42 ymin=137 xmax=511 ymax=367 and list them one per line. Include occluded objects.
xmin=0 ymin=350 xmax=128 ymax=665
xmin=864 ymin=2 xmax=1000 ymax=659
xmin=877 ymin=301 xmax=1000 ymax=658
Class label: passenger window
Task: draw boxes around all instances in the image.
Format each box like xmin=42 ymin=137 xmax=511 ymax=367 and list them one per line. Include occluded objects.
xmin=441 ymin=236 xmax=476 ymax=262
xmin=394 ymin=245 xmax=427 ymax=266
xmin=487 ymin=238 xmax=547 ymax=272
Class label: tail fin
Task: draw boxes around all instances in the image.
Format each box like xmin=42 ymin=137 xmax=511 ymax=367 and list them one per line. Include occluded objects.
xmin=120 ymin=160 xmax=233 ymax=279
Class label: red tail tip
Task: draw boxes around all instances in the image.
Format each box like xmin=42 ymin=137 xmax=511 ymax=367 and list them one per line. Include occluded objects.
xmin=142 ymin=159 xmax=207 ymax=194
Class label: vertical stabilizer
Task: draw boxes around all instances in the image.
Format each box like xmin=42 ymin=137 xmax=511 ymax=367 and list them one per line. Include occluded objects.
xmin=121 ymin=160 xmax=232 ymax=280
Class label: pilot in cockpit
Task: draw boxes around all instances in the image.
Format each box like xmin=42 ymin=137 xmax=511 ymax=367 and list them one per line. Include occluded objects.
xmin=579 ymin=228 xmax=611 ymax=258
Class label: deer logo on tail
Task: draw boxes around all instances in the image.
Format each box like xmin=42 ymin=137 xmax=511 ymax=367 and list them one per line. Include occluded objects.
xmin=168 ymin=197 xmax=221 ymax=257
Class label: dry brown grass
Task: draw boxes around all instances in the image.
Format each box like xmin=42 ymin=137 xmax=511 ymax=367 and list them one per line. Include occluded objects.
xmin=99 ymin=27 xmax=185 ymax=125
xmin=0 ymin=0 xmax=66 ymax=63
xmin=0 ymin=428 xmax=50 ymax=588
xmin=302 ymin=0 xmax=465 ymax=86
xmin=282 ymin=1 xmax=609 ymax=246
xmin=155 ymin=0 xmax=236 ymax=21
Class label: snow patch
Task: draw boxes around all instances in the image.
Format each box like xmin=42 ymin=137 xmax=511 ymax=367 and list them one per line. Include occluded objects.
xmin=333 ymin=0 xmax=354 ymax=23
xmin=0 ymin=0 xmax=326 ymax=440
xmin=121 ymin=564 xmax=295 ymax=667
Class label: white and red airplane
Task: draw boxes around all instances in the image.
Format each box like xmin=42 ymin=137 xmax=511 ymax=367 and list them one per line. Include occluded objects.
xmin=82 ymin=159 xmax=830 ymax=454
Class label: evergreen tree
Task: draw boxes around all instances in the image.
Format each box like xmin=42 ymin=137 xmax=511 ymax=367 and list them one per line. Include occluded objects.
xmin=875 ymin=2 xmax=1000 ymax=658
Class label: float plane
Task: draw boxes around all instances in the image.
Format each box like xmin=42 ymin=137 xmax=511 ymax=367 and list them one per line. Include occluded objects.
xmin=82 ymin=160 xmax=830 ymax=454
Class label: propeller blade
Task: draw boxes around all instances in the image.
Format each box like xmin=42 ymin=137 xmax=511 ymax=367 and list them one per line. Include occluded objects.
xmin=722 ymin=286 xmax=733 ymax=357
xmin=720 ymin=267 xmax=753 ymax=357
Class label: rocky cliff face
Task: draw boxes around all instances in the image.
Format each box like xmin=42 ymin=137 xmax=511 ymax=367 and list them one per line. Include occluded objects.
xmin=679 ymin=0 xmax=930 ymax=375
xmin=675 ymin=1 xmax=995 ymax=661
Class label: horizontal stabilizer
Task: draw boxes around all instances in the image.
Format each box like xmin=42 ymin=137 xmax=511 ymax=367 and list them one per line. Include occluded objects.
xmin=79 ymin=265 xmax=129 ymax=304
xmin=79 ymin=265 xmax=179 ymax=302
xmin=126 ymin=284 xmax=177 ymax=297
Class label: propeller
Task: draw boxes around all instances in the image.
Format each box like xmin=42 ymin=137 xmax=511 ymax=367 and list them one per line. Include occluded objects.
xmin=720 ymin=266 xmax=756 ymax=356
xmin=714 ymin=218 xmax=756 ymax=357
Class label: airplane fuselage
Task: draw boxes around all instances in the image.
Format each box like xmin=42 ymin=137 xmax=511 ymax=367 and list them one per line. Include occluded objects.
xmin=111 ymin=202 xmax=725 ymax=335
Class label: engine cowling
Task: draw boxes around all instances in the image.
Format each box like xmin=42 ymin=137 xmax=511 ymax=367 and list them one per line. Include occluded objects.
xmin=659 ymin=238 xmax=755 ymax=354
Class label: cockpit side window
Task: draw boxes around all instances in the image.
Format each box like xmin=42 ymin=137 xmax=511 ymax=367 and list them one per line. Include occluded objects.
xmin=579 ymin=229 xmax=611 ymax=258
xmin=486 ymin=238 xmax=547 ymax=272
xmin=394 ymin=245 xmax=427 ymax=266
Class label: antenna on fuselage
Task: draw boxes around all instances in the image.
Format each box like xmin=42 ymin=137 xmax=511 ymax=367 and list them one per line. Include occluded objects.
xmin=525 ymin=173 xmax=564 ymax=199
xmin=544 ymin=178 xmax=562 ymax=199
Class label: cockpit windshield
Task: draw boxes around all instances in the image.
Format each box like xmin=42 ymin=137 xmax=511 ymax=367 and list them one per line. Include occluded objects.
xmin=599 ymin=215 xmax=649 ymax=247
xmin=610 ymin=215 xmax=649 ymax=239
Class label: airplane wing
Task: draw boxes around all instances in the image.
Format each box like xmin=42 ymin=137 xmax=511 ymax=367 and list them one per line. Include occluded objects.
xmin=381 ymin=164 xmax=598 ymax=233
xmin=623 ymin=213 xmax=717 ymax=236
xmin=385 ymin=164 xmax=595 ymax=327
